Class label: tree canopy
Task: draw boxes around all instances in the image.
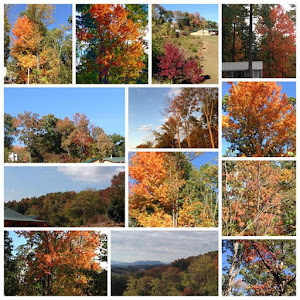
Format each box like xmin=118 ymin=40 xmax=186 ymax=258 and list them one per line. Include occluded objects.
xmin=222 ymin=82 xmax=296 ymax=157
xmin=5 ymin=4 xmax=72 ymax=84
xmin=129 ymin=152 xmax=218 ymax=227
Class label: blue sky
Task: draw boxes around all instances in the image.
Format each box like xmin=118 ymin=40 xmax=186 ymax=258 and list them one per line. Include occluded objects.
xmin=4 ymin=166 xmax=124 ymax=202
xmin=5 ymin=88 xmax=125 ymax=146
xmin=7 ymin=4 xmax=72 ymax=32
xmin=112 ymin=231 xmax=218 ymax=263
xmin=157 ymin=4 xmax=218 ymax=23
xmin=222 ymin=82 xmax=296 ymax=155
xmin=7 ymin=231 xmax=26 ymax=256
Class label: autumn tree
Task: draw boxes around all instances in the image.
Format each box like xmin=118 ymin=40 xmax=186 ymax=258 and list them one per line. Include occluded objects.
xmin=222 ymin=161 xmax=296 ymax=236
xmin=7 ymin=4 xmax=72 ymax=84
xmin=223 ymin=240 xmax=296 ymax=296
xmin=77 ymin=4 xmax=147 ymax=84
xmin=257 ymin=5 xmax=296 ymax=78
xmin=14 ymin=231 xmax=105 ymax=296
xmin=148 ymin=88 xmax=218 ymax=149
xmin=129 ymin=152 xmax=218 ymax=227
xmin=8 ymin=111 xmax=124 ymax=163
xmin=222 ymin=82 xmax=296 ymax=157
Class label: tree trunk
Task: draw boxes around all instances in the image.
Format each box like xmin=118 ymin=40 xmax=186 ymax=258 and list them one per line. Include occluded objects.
xmin=224 ymin=241 xmax=243 ymax=296
xmin=248 ymin=5 xmax=253 ymax=77
xmin=232 ymin=22 xmax=236 ymax=62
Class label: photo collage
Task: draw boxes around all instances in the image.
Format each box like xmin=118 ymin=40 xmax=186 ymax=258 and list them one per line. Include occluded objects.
xmin=1 ymin=0 xmax=298 ymax=297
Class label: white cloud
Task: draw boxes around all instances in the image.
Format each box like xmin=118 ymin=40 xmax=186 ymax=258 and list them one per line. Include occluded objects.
xmin=56 ymin=166 xmax=124 ymax=183
xmin=167 ymin=88 xmax=182 ymax=99
xmin=137 ymin=124 xmax=153 ymax=132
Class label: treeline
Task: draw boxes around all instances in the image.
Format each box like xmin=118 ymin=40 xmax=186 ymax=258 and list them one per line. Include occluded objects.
xmin=137 ymin=88 xmax=218 ymax=148
xmin=112 ymin=251 xmax=218 ymax=296
xmin=4 ymin=4 xmax=72 ymax=84
xmin=222 ymin=161 xmax=296 ymax=236
xmin=153 ymin=5 xmax=217 ymax=83
xmin=5 ymin=231 xmax=107 ymax=296
xmin=129 ymin=152 xmax=218 ymax=227
xmin=5 ymin=171 xmax=125 ymax=227
xmin=4 ymin=112 xmax=125 ymax=163
xmin=223 ymin=4 xmax=296 ymax=78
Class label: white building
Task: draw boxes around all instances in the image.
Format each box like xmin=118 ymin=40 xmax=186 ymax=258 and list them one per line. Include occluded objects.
xmin=222 ymin=61 xmax=263 ymax=78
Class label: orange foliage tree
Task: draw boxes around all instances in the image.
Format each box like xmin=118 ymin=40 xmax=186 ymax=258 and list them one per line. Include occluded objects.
xmin=129 ymin=152 xmax=218 ymax=227
xmin=17 ymin=231 xmax=103 ymax=296
xmin=77 ymin=4 xmax=146 ymax=84
xmin=222 ymin=82 xmax=296 ymax=157
xmin=222 ymin=161 xmax=296 ymax=236
xmin=11 ymin=15 xmax=43 ymax=83
xmin=257 ymin=5 xmax=296 ymax=78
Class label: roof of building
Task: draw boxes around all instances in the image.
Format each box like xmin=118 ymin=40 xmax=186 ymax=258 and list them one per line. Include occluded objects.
xmin=4 ymin=207 xmax=46 ymax=223
xmin=101 ymin=157 xmax=125 ymax=163
xmin=83 ymin=158 xmax=99 ymax=163
xmin=222 ymin=61 xmax=263 ymax=71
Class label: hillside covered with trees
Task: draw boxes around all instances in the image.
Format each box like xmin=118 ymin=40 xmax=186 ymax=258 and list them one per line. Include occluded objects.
xmin=4 ymin=4 xmax=72 ymax=84
xmin=4 ymin=112 xmax=125 ymax=163
xmin=129 ymin=152 xmax=218 ymax=227
xmin=5 ymin=171 xmax=125 ymax=227
xmin=5 ymin=231 xmax=107 ymax=296
xmin=222 ymin=4 xmax=296 ymax=78
xmin=112 ymin=251 xmax=218 ymax=296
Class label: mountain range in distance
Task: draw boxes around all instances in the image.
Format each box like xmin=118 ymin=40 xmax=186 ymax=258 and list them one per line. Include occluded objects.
xmin=111 ymin=260 xmax=167 ymax=267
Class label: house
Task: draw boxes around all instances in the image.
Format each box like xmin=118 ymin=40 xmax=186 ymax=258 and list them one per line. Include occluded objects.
xmin=4 ymin=207 xmax=48 ymax=227
xmin=101 ymin=157 xmax=125 ymax=164
xmin=83 ymin=156 xmax=125 ymax=164
xmin=190 ymin=28 xmax=218 ymax=36
xmin=222 ymin=61 xmax=263 ymax=78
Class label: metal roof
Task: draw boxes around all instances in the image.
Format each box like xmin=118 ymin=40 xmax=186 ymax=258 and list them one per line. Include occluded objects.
xmin=101 ymin=157 xmax=125 ymax=163
xmin=4 ymin=207 xmax=46 ymax=223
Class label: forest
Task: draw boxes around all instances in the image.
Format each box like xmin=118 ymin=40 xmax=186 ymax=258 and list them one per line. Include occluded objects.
xmin=129 ymin=152 xmax=218 ymax=227
xmin=4 ymin=231 xmax=107 ymax=296
xmin=222 ymin=82 xmax=296 ymax=157
xmin=222 ymin=161 xmax=296 ymax=236
xmin=4 ymin=112 xmax=125 ymax=163
xmin=112 ymin=251 xmax=218 ymax=296
xmin=4 ymin=4 xmax=72 ymax=84
xmin=222 ymin=4 xmax=296 ymax=78
xmin=135 ymin=88 xmax=218 ymax=149
xmin=76 ymin=4 xmax=148 ymax=84
xmin=5 ymin=171 xmax=125 ymax=227
xmin=152 ymin=4 xmax=218 ymax=84
xmin=223 ymin=240 xmax=296 ymax=296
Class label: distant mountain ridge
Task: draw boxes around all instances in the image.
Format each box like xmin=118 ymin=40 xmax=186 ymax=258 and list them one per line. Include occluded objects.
xmin=111 ymin=260 xmax=166 ymax=267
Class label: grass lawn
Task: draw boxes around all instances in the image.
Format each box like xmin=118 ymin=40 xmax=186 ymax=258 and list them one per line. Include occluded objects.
xmin=200 ymin=35 xmax=218 ymax=84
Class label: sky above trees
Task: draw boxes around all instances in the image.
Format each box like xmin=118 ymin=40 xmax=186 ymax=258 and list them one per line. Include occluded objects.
xmin=4 ymin=166 xmax=124 ymax=202
xmin=5 ymin=88 xmax=125 ymax=145
xmin=7 ymin=4 xmax=71 ymax=32
xmin=158 ymin=4 xmax=218 ymax=22
xmin=112 ymin=231 xmax=218 ymax=263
